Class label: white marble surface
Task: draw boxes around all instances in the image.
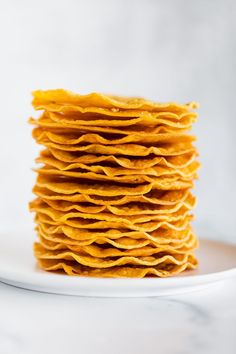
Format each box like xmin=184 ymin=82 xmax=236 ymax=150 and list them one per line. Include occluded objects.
xmin=0 ymin=278 xmax=236 ymax=354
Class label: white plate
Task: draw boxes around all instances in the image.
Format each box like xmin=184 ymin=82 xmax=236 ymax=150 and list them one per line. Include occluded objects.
xmin=0 ymin=236 xmax=236 ymax=297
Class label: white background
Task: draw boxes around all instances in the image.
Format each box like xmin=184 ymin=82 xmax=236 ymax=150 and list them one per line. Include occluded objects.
xmin=0 ymin=0 xmax=235 ymax=241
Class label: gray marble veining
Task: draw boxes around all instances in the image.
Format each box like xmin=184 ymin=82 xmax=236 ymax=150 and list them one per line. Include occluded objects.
xmin=0 ymin=279 xmax=235 ymax=354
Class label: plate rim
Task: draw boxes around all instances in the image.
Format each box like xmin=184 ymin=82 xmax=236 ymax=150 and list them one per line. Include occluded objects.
xmin=0 ymin=238 xmax=236 ymax=296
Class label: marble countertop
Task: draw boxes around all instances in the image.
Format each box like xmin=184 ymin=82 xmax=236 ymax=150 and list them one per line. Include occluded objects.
xmin=0 ymin=278 xmax=236 ymax=354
